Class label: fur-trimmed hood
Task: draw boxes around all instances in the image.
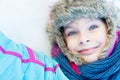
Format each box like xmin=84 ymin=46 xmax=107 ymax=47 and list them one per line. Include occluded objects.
xmin=47 ymin=0 xmax=120 ymax=65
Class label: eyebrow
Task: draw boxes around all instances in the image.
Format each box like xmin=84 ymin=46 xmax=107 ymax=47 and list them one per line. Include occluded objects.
xmin=64 ymin=26 xmax=72 ymax=31
xmin=64 ymin=18 xmax=93 ymax=30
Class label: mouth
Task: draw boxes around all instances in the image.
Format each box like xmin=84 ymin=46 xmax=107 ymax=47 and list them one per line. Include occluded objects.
xmin=78 ymin=46 xmax=99 ymax=55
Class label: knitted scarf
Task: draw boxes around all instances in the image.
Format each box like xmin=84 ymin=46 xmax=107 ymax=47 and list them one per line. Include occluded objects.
xmin=52 ymin=38 xmax=120 ymax=80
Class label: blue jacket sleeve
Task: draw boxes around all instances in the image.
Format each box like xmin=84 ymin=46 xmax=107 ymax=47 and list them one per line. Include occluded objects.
xmin=0 ymin=32 xmax=68 ymax=80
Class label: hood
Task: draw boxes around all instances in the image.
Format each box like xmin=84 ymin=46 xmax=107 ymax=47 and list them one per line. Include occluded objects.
xmin=47 ymin=0 xmax=120 ymax=65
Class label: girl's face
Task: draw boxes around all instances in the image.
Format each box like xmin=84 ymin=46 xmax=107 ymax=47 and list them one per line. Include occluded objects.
xmin=64 ymin=18 xmax=109 ymax=63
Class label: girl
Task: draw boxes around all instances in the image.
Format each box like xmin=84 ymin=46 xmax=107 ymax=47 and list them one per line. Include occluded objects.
xmin=47 ymin=0 xmax=120 ymax=80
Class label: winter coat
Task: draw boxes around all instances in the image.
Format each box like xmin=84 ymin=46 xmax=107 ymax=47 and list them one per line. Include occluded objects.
xmin=0 ymin=32 xmax=68 ymax=80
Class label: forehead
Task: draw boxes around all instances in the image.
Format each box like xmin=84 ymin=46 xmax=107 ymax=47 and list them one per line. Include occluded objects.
xmin=64 ymin=18 xmax=104 ymax=28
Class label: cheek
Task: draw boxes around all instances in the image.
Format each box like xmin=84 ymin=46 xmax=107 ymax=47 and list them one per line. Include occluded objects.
xmin=98 ymin=34 xmax=106 ymax=41
xmin=65 ymin=38 xmax=77 ymax=51
xmin=93 ymin=31 xmax=108 ymax=44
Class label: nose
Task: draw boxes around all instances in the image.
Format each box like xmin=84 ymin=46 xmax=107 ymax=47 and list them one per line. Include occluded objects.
xmin=79 ymin=33 xmax=90 ymax=44
xmin=80 ymin=39 xmax=90 ymax=44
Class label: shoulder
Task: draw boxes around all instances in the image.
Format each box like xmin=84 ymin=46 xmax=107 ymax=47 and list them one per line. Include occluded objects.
xmin=26 ymin=47 xmax=60 ymax=73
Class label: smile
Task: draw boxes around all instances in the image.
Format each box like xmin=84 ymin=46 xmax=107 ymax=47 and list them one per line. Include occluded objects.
xmin=78 ymin=46 xmax=99 ymax=55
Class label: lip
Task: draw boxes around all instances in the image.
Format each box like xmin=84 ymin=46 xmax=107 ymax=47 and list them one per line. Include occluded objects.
xmin=78 ymin=46 xmax=99 ymax=55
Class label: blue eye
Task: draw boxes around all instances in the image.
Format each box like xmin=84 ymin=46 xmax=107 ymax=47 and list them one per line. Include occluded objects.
xmin=89 ymin=25 xmax=98 ymax=30
xmin=68 ymin=31 xmax=77 ymax=36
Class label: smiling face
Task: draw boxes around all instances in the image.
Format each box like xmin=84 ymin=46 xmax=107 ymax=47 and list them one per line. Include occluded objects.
xmin=63 ymin=18 xmax=109 ymax=63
